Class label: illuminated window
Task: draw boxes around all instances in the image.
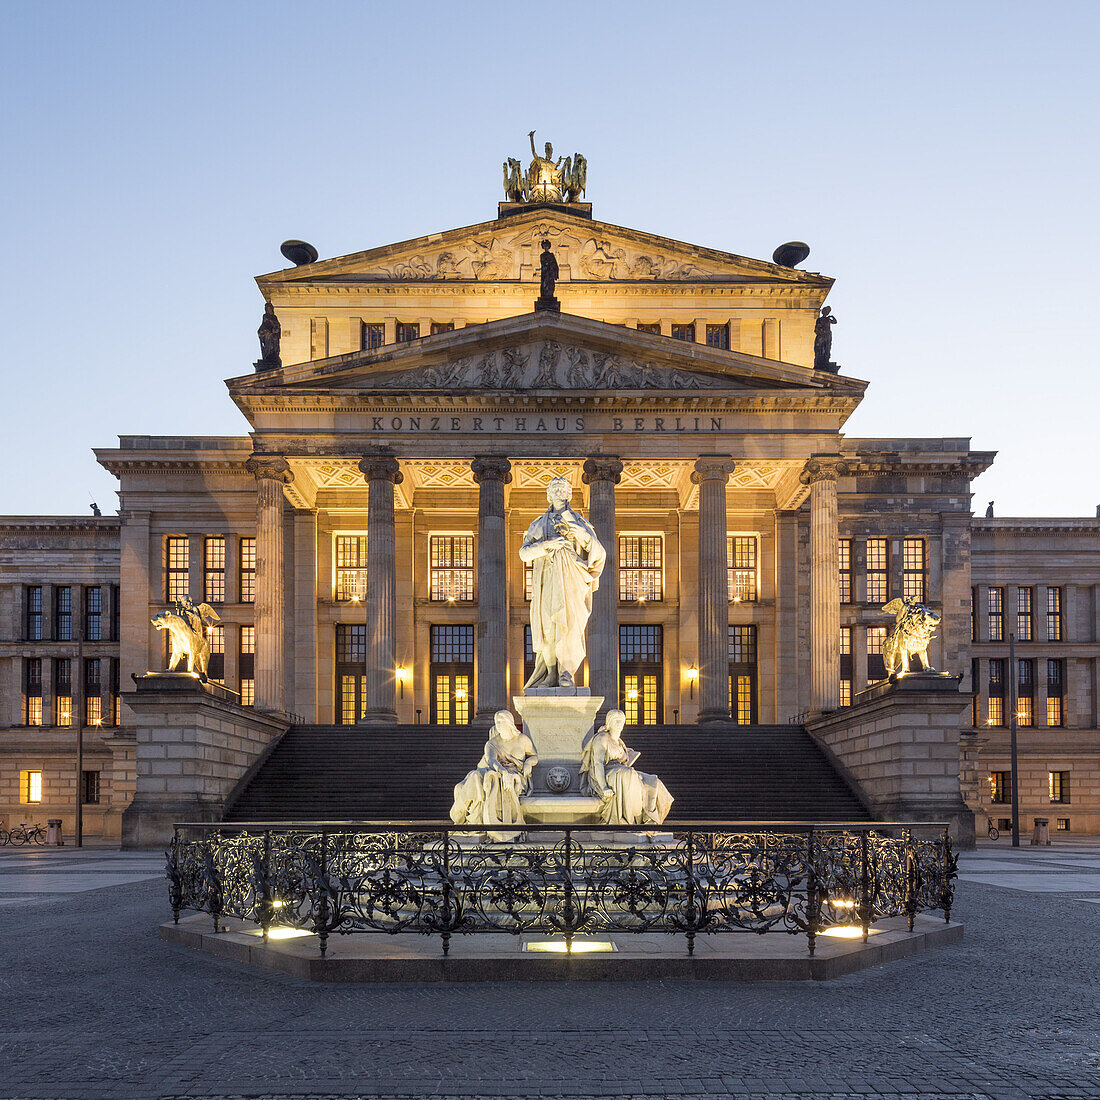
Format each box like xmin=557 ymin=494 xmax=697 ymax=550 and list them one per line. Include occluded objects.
xmin=988 ymin=586 xmax=1004 ymax=642
xmin=1056 ymin=817 xmax=1070 ymax=831
xmin=335 ymin=535 xmax=368 ymax=602
xmin=1046 ymin=659 xmax=1064 ymax=726
xmin=838 ymin=540 xmax=852 ymax=604
xmin=239 ymin=538 xmax=256 ymax=603
xmin=866 ymin=626 xmax=887 ymax=683
xmin=619 ymin=536 xmax=663 ymax=602
xmin=361 ymin=322 xmax=384 ymax=350
xmin=840 ymin=626 xmax=852 ymax=706
xmin=335 ymin=624 xmax=366 ymax=724
xmin=84 ymin=658 xmax=102 ymax=725
xmin=839 ymin=680 xmax=852 ymax=707
xmin=990 ymin=771 xmax=1011 ymax=804
xmin=55 ymin=659 xmax=72 ymax=728
xmin=620 ymin=625 xmax=663 ymax=725
xmin=166 ymin=537 xmax=190 ymax=602
xmin=1016 ymin=587 xmax=1033 ymax=642
xmin=524 ymin=562 xmax=534 ymax=602
xmin=85 ymin=586 xmax=102 ymax=641
xmin=728 ymin=625 xmax=757 ymax=724
xmin=207 ymin=624 xmax=225 ymax=682
xmin=866 ymin=539 xmax=888 ymax=604
xmin=26 ymin=586 xmax=43 ymax=640
xmin=396 ymin=321 xmax=420 ymax=343
xmin=430 ymin=321 xmax=454 ymax=335
xmin=670 ymin=323 xmax=695 ymax=342
xmin=1017 ymin=659 xmax=1034 ymax=726
xmin=20 ymin=770 xmax=43 ymax=804
xmin=431 ymin=625 xmax=474 ymax=725
xmin=987 ymin=658 xmax=1005 ymax=725
xmin=239 ymin=625 xmax=255 ymax=706
xmin=1046 ymin=587 xmax=1063 ymax=641
xmin=204 ymin=537 xmax=226 ymax=603
xmin=109 ymin=659 xmax=120 ymax=726
xmin=82 ymin=770 xmax=100 ymax=805
xmin=636 ymin=322 xmax=661 ymax=335
xmin=727 ymin=536 xmax=758 ymax=602
xmin=24 ymin=659 xmax=42 ymax=726
xmin=55 ymin=586 xmax=72 ymax=640
xmin=705 ymin=323 xmax=729 ymax=349
xmin=902 ymin=538 xmax=925 ymax=602
xmin=1049 ymin=771 xmax=1069 ymax=804
xmin=523 ymin=625 xmax=536 ymax=687
xmin=430 ymin=535 xmax=475 ymax=602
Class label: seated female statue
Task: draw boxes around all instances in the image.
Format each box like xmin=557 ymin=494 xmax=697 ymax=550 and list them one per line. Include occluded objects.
xmin=580 ymin=708 xmax=673 ymax=827
xmin=450 ymin=709 xmax=539 ymax=840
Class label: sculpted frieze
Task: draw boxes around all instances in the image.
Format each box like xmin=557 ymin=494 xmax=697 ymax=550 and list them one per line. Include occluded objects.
xmin=360 ymin=342 xmax=733 ymax=391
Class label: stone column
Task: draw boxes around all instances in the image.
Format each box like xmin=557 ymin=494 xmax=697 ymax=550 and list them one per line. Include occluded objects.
xmin=800 ymin=455 xmax=848 ymax=714
xmin=358 ymin=454 xmax=403 ymax=725
xmin=472 ymin=455 xmax=511 ymax=723
xmin=692 ymin=457 xmax=736 ymax=723
xmin=583 ymin=456 xmax=624 ymax=713
xmin=246 ymin=457 xmax=293 ymax=713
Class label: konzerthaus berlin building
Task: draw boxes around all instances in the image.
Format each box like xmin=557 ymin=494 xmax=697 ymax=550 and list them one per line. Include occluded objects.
xmin=2 ymin=161 xmax=1098 ymax=841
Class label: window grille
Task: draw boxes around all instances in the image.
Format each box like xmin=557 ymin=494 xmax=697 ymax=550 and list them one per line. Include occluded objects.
xmin=705 ymin=323 xmax=729 ymax=349
xmin=988 ymin=586 xmax=1004 ymax=641
xmin=335 ymin=624 xmax=367 ymax=724
xmin=204 ymin=537 xmax=226 ymax=603
xmin=840 ymin=626 xmax=853 ymax=707
xmin=207 ymin=624 xmax=225 ymax=681
xmin=839 ymin=540 xmax=852 ymax=604
xmin=166 ymin=537 xmax=189 ymax=602
xmin=239 ymin=538 xmax=256 ymax=603
xmin=335 ymin=535 xmax=368 ymax=602
xmin=1016 ymin=587 xmax=1033 ymax=642
xmin=727 ymin=536 xmax=758 ymax=602
xmin=902 ymin=538 xmax=925 ymax=602
xmin=55 ymin=586 xmax=72 ymax=640
xmin=1046 ymin=659 xmax=1064 ymax=726
xmin=396 ymin=321 xmax=420 ymax=343
xmin=26 ymin=586 xmax=43 ymax=640
xmin=728 ymin=625 xmax=757 ymax=725
xmin=1046 ymin=587 xmax=1063 ymax=641
xmin=619 ymin=535 xmax=663 ymax=602
xmin=239 ymin=625 xmax=255 ymax=706
xmin=25 ymin=658 xmax=43 ymax=726
xmin=85 ymin=586 xmax=102 ymax=641
xmin=866 ymin=626 xmax=887 ymax=683
xmin=361 ymin=322 xmax=384 ymax=350
xmin=55 ymin=659 xmax=72 ymax=728
xmin=987 ymin=658 xmax=1005 ymax=725
xmin=670 ymin=323 xmax=695 ymax=342
xmin=866 ymin=540 xmax=888 ymax=604
xmin=430 ymin=536 xmax=474 ymax=601
xmin=1017 ymin=659 xmax=1034 ymax=726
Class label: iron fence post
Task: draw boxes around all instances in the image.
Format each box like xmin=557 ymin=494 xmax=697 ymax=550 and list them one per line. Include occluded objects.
xmin=941 ymin=826 xmax=955 ymax=924
xmin=685 ymin=830 xmax=696 ymax=957
xmin=859 ymin=829 xmax=870 ymax=943
xmin=442 ymin=828 xmax=452 ymax=957
xmin=317 ymin=828 xmax=330 ymax=957
xmin=564 ymin=827 xmax=574 ymax=954
xmin=904 ymin=827 xmax=916 ymax=933
xmin=806 ymin=827 xmax=818 ymax=957
xmin=261 ymin=829 xmax=272 ymax=942
xmin=168 ymin=826 xmax=182 ymax=925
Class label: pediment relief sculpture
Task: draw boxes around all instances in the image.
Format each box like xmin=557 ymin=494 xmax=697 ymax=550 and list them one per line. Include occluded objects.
xmin=355 ymin=342 xmax=739 ymax=392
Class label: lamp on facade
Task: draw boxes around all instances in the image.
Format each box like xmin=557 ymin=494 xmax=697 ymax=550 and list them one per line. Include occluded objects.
xmin=396 ymin=667 xmax=409 ymax=699
xmin=455 ymin=686 xmax=468 ymax=702
xmin=687 ymin=665 xmax=698 ymax=699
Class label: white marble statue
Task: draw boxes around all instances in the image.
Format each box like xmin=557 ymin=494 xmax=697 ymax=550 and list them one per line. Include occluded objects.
xmin=450 ymin=710 xmax=539 ymax=839
xmin=519 ymin=476 xmax=606 ymax=689
xmin=580 ymin=709 xmax=673 ymax=826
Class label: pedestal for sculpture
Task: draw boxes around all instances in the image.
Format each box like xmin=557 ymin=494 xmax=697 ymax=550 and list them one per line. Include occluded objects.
xmin=514 ymin=689 xmax=603 ymax=824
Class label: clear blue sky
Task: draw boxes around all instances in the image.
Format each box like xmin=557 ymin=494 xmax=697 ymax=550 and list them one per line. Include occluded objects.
xmin=2 ymin=1 xmax=1097 ymax=517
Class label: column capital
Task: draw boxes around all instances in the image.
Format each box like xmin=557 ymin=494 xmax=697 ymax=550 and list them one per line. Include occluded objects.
xmin=358 ymin=454 xmax=403 ymax=484
xmin=799 ymin=455 xmax=848 ymax=486
xmin=245 ymin=456 xmax=293 ymax=484
xmin=471 ymin=455 xmax=512 ymax=485
xmin=690 ymin=456 xmax=736 ymax=485
xmin=582 ymin=455 xmax=624 ymax=485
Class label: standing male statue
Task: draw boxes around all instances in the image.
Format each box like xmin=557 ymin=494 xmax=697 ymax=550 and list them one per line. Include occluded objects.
xmin=535 ymin=240 xmax=560 ymax=312
xmin=526 ymin=131 xmax=565 ymax=202
xmin=520 ymin=477 xmax=606 ymax=690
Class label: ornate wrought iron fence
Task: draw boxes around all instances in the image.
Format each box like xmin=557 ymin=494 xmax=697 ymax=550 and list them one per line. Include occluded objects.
xmin=166 ymin=821 xmax=957 ymax=957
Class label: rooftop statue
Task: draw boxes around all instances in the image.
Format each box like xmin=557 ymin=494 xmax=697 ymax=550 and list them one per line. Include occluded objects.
xmin=256 ymin=301 xmax=281 ymax=370
xmin=502 ymin=132 xmax=588 ymax=204
xmin=151 ymin=596 xmax=221 ymax=680
xmin=813 ymin=306 xmax=837 ymax=371
xmin=580 ymin=709 xmax=673 ymax=826
xmin=881 ymin=597 xmax=941 ymax=677
xmin=520 ymin=476 xmax=606 ymax=690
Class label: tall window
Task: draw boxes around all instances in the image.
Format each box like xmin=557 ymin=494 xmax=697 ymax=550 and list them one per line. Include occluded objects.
xmin=430 ymin=625 xmax=474 ymax=725
xmin=988 ymin=586 xmax=1004 ymax=642
xmin=840 ymin=627 xmax=853 ymax=706
xmin=82 ymin=770 xmax=101 ymax=805
xmin=728 ymin=625 xmax=757 ymax=724
xmin=1048 ymin=771 xmax=1069 ymax=803
xmin=619 ymin=535 xmax=663 ymax=602
xmin=84 ymin=658 xmax=102 ymax=725
xmin=620 ymin=625 xmax=662 ymax=725
xmin=670 ymin=323 xmax=695 ymax=342
xmin=395 ymin=321 xmax=420 ymax=343
xmin=705 ymin=323 xmax=729 ymax=349
xmin=335 ymin=535 xmax=368 ymax=602
xmin=335 ymin=624 xmax=367 ymax=724
xmin=838 ymin=539 xmax=852 ymax=604
xmin=166 ymin=537 xmax=189 ymax=601
xmin=1046 ymin=659 xmax=1064 ymax=727
xmin=207 ymin=624 xmax=225 ymax=682
xmin=987 ymin=659 xmax=1005 ymax=725
xmin=523 ymin=625 xmax=536 ymax=687
xmin=989 ymin=771 xmax=1011 ymax=804
xmin=239 ymin=626 xmax=255 ymax=706
xmin=361 ymin=322 xmax=384 ymax=349
xmin=109 ymin=658 xmax=120 ymax=726
xmin=84 ymin=586 xmax=102 ymax=641
xmin=1017 ymin=659 xmax=1034 ymax=726
xmin=524 ymin=562 xmax=534 ymax=602
xmin=902 ymin=538 xmax=926 ymax=602
xmin=239 ymin=538 xmax=256 ymax=603
xmin=1016 ymin=587 xmax=1033 ymax=642
xmin=204 ymin=537 xmax=226 ymax=603
xmin=430 ymin=321 xmax=454 ymax=335
xmin=112 ymin=584 xmax=120 ymax=641
xmin=55 ymin=586 xmax=72 ymax=640
xmin=636 ymin=322 xmax=661 ymax=335
xmin=26 ymin=586 xmax=43 ymax=640
xmin=55 ymin=659 xmax=72 ymax=727
xmin=20 ymin=771 xmax=42 ymax=804
xmin=25 ymin=658 xmax=43 ymax=726
xmin=430 ymin=535 xmax=474 ymax=602
xmin=727 ymin=536 xmax=758 ymax=602
xmin=1046 ymin=587 xmax=1063 ymax=641
xmin=866 ymin=626 xmax=887 ymax=683
xmin=866 ymin=539 xmax=888 ymax=604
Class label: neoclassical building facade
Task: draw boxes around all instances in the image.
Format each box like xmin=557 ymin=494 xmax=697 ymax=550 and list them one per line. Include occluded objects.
xmin=1 ymin=192 xmax=1098 ymax=839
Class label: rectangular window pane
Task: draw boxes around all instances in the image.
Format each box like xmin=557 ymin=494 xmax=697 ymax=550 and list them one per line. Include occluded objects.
xmin=430 ymin=321 xmax=454 ymax=335
xmin=1016 ymin=586 xmax=1033 ymax=642
xmin=705 ymin=323 xmax=729 ymax=349
xmin=620 ymin=625 xmax=663 ymax=663
xmin=636 ymin=322 xmax=661 ymax=335
xmin=866 ymin=626 xmax=887 ymax=683
xmin=204 ymin=537 xmax=226 ymax=603
xmin=902 ymin=538 xmax=925 ymax=602
xmin=727 ymin=536 xmax=757 ymax=602
xmin=55 ymin=586 xmax=72 ymax=641
xmin=22 ymin=770 xmax=43 ymax=803
xmin=166 ymin=537 xmax=190 ymax=602
xmin=335 ymin=535 xmax=369 ymax=601
xmin=670 ymin=323 xmax=695 ymax=342
xmin=396 ymin=321 xmax=420 ymax=343
xmin=25 ymin=658 xmax=42 ymax=725
xmin=838 ymin=539 xmax=852 ymax=604
xmin=988 ymin=587 xmax=1004 ymax=642
xmin=362 ymin=322 xmax=384 ymax=350
xmin=1046 ymin=587 xmax=1063 ymax=641
xmin=239 ymin=625 xmax=255 ymax=704
xmin=524 ymin=562 xmax=533 ymax=602
xmin=728 ymin=625 xmax=757 ymax=664
xmin=430 ymin=535 xmax=474 ymax=602
xmin=990 ymin=771 xmax=1012 ymax=803
xmin=85 ymin=586 xmax=102 ymax=641
xmin=26 ymin=586 xmax=43 ymax=640
xmin=866 ymin=539 xmax=889 ymax=605
xmin=82 ymin=770 xmax=101 ymax=805
xmin=619 ymin=535 xmax=663 ymax=602
xmin=430 ymin=625 xmax=475 ymax=663
xmin=239 ymin=538 xmax=256 ymax=603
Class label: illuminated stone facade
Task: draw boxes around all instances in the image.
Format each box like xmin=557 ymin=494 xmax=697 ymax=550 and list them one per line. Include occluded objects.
xmin=1 ymin=200 xmax=1098 ymax=838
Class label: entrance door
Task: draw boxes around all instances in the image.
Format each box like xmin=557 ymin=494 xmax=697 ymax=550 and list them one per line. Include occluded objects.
xmin=430 ymin=624 xmax=474 ymax=725
xmin=619 ymin=624 xmax=663 ymax=725
xmin=728 ymin=625 xmax=757 ymax=724
xmin=335 ymin=624 xmax=366 ymax=724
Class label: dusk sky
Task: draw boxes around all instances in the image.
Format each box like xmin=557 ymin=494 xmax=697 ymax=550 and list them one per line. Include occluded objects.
xmin=2 ymin=1 xmax=1097 ymax=517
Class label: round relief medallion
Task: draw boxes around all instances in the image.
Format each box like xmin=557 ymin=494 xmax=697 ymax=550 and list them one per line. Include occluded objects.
xmin=545 ymin=766 xmax=572 ymax=794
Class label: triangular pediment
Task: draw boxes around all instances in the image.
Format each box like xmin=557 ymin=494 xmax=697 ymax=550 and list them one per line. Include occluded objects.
xmin=257 ymin=208 xmax=832 ymax=287
xmin=229 ymin=312 xmax=865 ymax=403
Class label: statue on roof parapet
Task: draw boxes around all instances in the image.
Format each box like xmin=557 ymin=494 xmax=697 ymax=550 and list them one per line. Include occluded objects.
xmin=256 ymin=301 xmax=281 ymax=371
xmin=813 ymin=306 xmax=838 ymax=372
xmin=502 ymin=132 xmax=587 ymax=205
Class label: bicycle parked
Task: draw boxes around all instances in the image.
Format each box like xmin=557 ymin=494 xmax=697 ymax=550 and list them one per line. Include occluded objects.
xmin=0 ymin=822 xmax=46 ymax=846
xmin=984 ymin=813 xmax=1000 ymax=841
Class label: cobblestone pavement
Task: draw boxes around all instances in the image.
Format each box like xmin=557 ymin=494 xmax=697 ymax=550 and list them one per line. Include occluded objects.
xmin=0 ymin=844 xmax=1098 ymax=1100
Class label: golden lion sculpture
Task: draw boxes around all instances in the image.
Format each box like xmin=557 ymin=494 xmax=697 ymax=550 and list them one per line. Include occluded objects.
xmin=151 ymin=597 xmax=221 ymax=679
xmin=881 ymin=596 xmax=941 ymax=677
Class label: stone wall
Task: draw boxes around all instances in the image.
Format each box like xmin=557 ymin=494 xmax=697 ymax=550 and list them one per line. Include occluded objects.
xmin=121 ymin=674 xmax=288 ymax=847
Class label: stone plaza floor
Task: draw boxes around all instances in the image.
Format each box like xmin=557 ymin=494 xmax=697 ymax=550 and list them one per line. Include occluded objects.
xmin=0 ymin=841 xmax=1099 ymax=1100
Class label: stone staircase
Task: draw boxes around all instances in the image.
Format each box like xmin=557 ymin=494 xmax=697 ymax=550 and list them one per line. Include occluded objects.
xmin=224 ymin=722 xmax=871 ymax=823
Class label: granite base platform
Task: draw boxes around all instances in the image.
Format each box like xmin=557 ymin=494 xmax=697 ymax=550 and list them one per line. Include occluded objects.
xmin=160 ymin=912 xmax=962 ymax=982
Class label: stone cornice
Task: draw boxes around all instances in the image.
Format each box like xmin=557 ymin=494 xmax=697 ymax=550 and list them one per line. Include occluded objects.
xmin=842 ymin=457 xmax=996 ymax=479
xmin=98 ymin=458 xmax=250 ymax=479
xmin=973 ymin=519 xmax=1100 ymax=536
